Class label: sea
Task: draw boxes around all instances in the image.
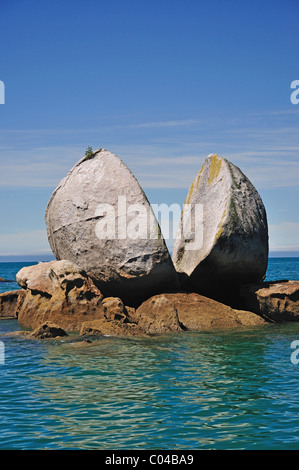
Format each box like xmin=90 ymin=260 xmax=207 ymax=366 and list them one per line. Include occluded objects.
xmin=0 ymin=258 xmax=299 ymax=451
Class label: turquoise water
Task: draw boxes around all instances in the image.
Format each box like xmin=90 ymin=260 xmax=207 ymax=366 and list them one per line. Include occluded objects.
xmin=0 ymin=258 xmax=299 ymax=450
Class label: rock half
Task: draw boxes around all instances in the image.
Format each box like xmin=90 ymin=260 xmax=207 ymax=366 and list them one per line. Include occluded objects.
xmin=45 ymin=148 xmax=178 ymax=305
xmin=172 ymin=154 xmax=268 ymax=296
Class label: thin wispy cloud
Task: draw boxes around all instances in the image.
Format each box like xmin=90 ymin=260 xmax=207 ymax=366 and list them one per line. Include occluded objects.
xmin=0 ymin=109 xmax=298 ymax=190
xmin=0 ymin=230 xmax=51 ymax=256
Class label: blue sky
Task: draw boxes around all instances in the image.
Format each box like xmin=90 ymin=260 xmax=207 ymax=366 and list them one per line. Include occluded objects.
xmin=0 ymin=0 xmax=299 ymax=259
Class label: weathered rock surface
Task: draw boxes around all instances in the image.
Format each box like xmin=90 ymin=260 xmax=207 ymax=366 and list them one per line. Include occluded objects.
xmin=45 ymin=148 xmax=178 ymax=305
xmin=136 ymin=292 xmax=266 ymax=331
xmin=3 ymin=256 xmax=286 ymax=338
xmin=11 ymin=259 xmax=268 ymax=337
xmin=135 ymin=295 xmax=183 ymax=333
xmin=17 ymin=261 xmax=57 ymax=296
xmin=172 ymin=154 xmax=268 ymax=296
xmin=0 ymin=290 xmax=25 ymax=318
xmin=27 ymin=321 xmax=68 ymax=339
xmin=16 ymin=260 xmax=104 ymax=332
xmin=239 ymin=280 xmax=299 ymax=322
xmin=80 ymin=317 xmax=146 ymax=337
xmin=80 ymin=296 xmax=147 ymax=337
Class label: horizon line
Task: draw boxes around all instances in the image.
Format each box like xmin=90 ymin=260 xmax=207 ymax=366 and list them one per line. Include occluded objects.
xmin=0 ymin=251 xmax=299 ymax=263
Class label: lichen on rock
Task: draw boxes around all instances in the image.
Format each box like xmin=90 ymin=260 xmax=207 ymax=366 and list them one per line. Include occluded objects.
xmin=172 ymin=154 xmax=269 ymax=297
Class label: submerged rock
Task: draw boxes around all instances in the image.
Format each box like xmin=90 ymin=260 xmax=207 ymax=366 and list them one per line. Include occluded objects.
xmin=172 ymin=154 xmax=268 ymax=296
xmin=80 ymin=317 xmax=146 ymax=337
xmin=45 ymin=148 xmax=178 ymax=306
xmin=28 ymin=321 xmax=68 ymax=339
xmin=239 ymin=280 xmax=299 ymax=322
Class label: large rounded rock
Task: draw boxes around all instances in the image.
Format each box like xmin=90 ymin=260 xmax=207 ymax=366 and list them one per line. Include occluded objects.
xmin=45 ymin=148 xmax=178 ymax=305
xmin=16 ymin=260 xmax=104 ymax=332
xmin=136 ymin=292 xmax=266 ymax=331
xmin=172 ymin=154 xmax=268 ymax=296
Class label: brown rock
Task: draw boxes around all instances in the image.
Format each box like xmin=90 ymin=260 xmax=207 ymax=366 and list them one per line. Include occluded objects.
xmin=136 ymin=295 xmax=183 ymax=333
xmin=239 ymin=280 xmax=299 ymax=322
xmin=80 ymin=317 xmax=147 ymax=337
xmin=137 ymin=292 xmax=266 ymax=331
xmin=80 ymin=296 xmax=147 ymax=337
xmin=28 ymin=321 xmax=68 ymax=339
xmin=102 ymin=297 xmax=127 ymax=322
xmin=16 ymin=260 xmax=104 ymax=332
xmin=0 ymin=290 xmax=26 ymax=318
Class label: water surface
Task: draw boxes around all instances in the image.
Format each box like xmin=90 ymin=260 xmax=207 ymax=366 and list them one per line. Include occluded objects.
xmin=0 ymin=259 xmax=299 ymax=450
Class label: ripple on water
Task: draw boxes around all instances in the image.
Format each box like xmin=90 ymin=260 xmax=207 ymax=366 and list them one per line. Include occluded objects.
xmin=1 ymin=320 xmax=299 ymax=449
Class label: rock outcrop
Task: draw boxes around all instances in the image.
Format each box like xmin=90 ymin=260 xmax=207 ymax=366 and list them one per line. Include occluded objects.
xmin=80 ymin=317 xmax=146 ymax=338
xmin=0 ymin=290 xmax=25 ymax=318
xmin=17 ymin=261 xmax=57 ymax=296
xmin=16 ymin=260 xmax=104 ymax=331
xmin=172 ymin=154 xmax=268 ymax=297
xmin=239 ymin=280 xmax=299 ymax=322
xmin=3 ymin=149 xmax=298 ymax=340
xmin=27 ymin=322 xmax=68 ymax=339
xmin=7 ymin=259 xmax=268 ymax=337
xmin=77 ymin=296 xmax=147 ymax=337
xmin=45 ymin=148 xmax=178 ymax=305
xmin=135 ymin=295 xmax=183 ymax=333
xmin=136 ymin=292 xmax=267 ymax=331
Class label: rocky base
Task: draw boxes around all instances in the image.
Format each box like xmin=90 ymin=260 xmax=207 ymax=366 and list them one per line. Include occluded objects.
xmin=1 ymin=261 xmax=298 ymax=340
xmin=239 ymin=280 xmax=299 ymax=322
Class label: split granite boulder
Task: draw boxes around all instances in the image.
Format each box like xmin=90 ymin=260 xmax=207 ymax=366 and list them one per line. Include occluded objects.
xmin=45 ymin=148 xmax=179 ymax=306
xmin=172 ymin=154 xmax=269 ymax=297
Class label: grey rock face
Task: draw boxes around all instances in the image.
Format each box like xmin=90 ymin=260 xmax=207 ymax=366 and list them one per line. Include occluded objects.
xmin=172 ymin=154 xmax=268 ymax=295
xmin=45 ymin=149 xmax=178 ymax=305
